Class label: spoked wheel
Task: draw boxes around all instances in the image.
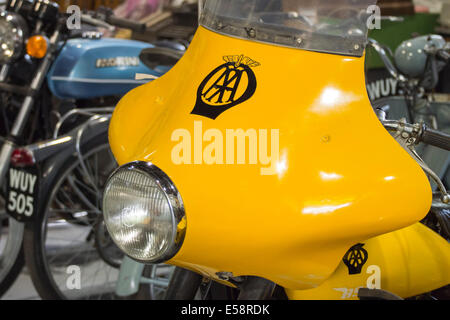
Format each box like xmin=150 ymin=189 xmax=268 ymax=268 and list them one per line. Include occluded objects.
xmin=24 ymin=136 xmax=172 ymax=299
xmin=0 ymin=189 xmax=25 ymax=297
xmin=0 ymin=207 xmax=25 ymax=297
xmin=144 ymin=264 xmax=175 ymax=300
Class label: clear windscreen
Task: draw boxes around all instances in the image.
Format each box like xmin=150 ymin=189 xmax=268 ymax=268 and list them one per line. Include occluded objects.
xmin=199 ymin=0 xmax=378 ymax=56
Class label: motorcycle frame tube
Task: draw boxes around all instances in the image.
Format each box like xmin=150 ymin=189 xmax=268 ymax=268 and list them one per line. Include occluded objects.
xmin=24 ymin=115 xmax=111 ymax=164
xmin=21 ymin=115 xmax=110 ymax=185
xmin=109 ymin=26 xmax=433 ymax=290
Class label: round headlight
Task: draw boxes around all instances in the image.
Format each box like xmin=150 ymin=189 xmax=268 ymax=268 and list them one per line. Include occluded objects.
xmin=0 ymin=11 xmax=28 ymax=64
xmin=103 ymin=162 xmax=186 ymax=263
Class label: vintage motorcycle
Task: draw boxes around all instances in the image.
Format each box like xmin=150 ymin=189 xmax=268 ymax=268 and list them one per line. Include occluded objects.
xmin=368 ymin=35 xmax=450 ymax=189
xmin=102 ymin=0 xmax=450 ymax=299
xmin=0 ymin=0 xmax=170 ymax=297
xmin=368 ymin=35 xmax=450 ymax=126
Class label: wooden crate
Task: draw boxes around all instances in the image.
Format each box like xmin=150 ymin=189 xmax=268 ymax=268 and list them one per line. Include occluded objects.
xmin=282 ymin=0 xmax=415 ymax=16
xmin=377 ymin=0 xmax=415 ymax=16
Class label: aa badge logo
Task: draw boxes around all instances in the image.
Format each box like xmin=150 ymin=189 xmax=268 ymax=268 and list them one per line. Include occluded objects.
xmin=191 ymin=54 xmax=260 ymax=120
xmin=343 ymin=243 xmax=368 ymax=275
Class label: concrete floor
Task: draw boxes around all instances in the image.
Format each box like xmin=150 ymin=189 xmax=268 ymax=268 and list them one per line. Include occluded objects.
xmin=2 ymin=267 xmax=40 ymax=300
xmin=0 ymin=217 xmax=121 ymax=300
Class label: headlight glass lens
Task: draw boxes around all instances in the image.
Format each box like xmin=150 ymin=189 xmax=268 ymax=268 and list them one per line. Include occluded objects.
xmin=0 ymin=11 xmax=27 ymax=64
xmin=103 ymin=162 xmax=185 ymax=263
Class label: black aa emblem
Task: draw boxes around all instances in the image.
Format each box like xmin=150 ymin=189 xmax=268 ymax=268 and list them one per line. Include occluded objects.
xmin=343 ymin=243 xmax=368 ymax=275
xmin=191 ymin=54 xmax=260 ymax=120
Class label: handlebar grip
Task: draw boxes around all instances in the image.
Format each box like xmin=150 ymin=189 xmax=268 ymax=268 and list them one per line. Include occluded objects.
xmin=437 ymin=50 xmax=450 ymax=63
xmin=80 ymin=14 xmax=112 ymax=29
xmin=421 ymin=126 xmax=450 ymax=151
xmin=106 ymin=16 xmax=146 ymax=32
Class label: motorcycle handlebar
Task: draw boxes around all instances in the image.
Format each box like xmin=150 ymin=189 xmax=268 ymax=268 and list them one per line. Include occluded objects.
xmin=367 ymin=38 xmax=405 ymax=82
xmin=79 ymin=13 xmax=146 ymax=32
xmin=105 ymin=16 xmax=146 ymax=33
xmin=381 ymin=118 xmax=450 ymax=151
xmin=436 ymin=49 xmax=450 ymax=63
xmin=80 ymin=14 xmax=113 ymax=30
xmin=420 ymin=126 xmax=450 ymax=151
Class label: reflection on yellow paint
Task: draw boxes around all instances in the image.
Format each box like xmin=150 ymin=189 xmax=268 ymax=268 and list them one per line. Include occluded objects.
xmin=276 ymin=150 xmax=288 ymax=178
xmin=320 ymin=87 xmax=341 ymax=106
xmin=320 ymin=171 xmax=343 ymax=181
xmin=311 ymin=86 xmax=360 ymax=113
xmin=302 ymin=202 xmax=352 ymax=215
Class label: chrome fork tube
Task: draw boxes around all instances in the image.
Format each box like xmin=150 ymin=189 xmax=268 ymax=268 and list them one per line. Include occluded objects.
xmin=0 ymin=64 xmax=12 ymax=185
xmin=0 ymin=65 xmax=10 ymax=81
xmin=9 ymin=57 xmax=52 ymax=137
xmin=0 ymin=141 xmax=15 ymax=185
xmin=0 ymin=30 xmax=61 ymax=185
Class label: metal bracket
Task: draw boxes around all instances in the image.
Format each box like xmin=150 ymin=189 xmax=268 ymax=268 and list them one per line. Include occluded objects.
xmin=383 ymin=118 xmax=450 ymax=203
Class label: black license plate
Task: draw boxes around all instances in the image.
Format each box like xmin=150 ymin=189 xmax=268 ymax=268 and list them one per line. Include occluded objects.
xmin=6 ymin=165 xmax=39 ymax=222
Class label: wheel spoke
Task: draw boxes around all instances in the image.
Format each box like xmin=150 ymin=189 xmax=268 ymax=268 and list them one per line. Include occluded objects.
xmin=30 ymin=143 xmax=171 ymax=299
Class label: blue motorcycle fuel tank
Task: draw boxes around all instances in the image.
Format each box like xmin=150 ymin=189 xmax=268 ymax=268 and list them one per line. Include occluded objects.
xmin=47 ymin=38 xmax=163 ymax=99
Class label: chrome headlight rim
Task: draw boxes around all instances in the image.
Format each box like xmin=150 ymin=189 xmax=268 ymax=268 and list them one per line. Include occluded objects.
xmin=103 ymin=161 xmax=186 ymax=264
xmin=0 ymin=10 xmax=28 ymax=64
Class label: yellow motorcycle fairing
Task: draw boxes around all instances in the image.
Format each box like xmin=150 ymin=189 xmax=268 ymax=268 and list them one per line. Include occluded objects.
xmin=109 ymin=26 xmax=432 ymax=290
xmin=287 ymin=222 xmax=450 ymax=299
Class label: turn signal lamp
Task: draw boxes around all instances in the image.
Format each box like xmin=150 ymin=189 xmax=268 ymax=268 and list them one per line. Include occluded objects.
xmin=26 ymin=35 xmax=48 ymax=59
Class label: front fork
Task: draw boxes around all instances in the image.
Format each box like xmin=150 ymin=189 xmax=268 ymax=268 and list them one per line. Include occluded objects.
xmin=164 ymin=267 xmax=276 ymax=300
xmin=237 ymin=277 xmax=276 ymax=300
xmin=0 ymin=29 xmax=61 ymax=185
